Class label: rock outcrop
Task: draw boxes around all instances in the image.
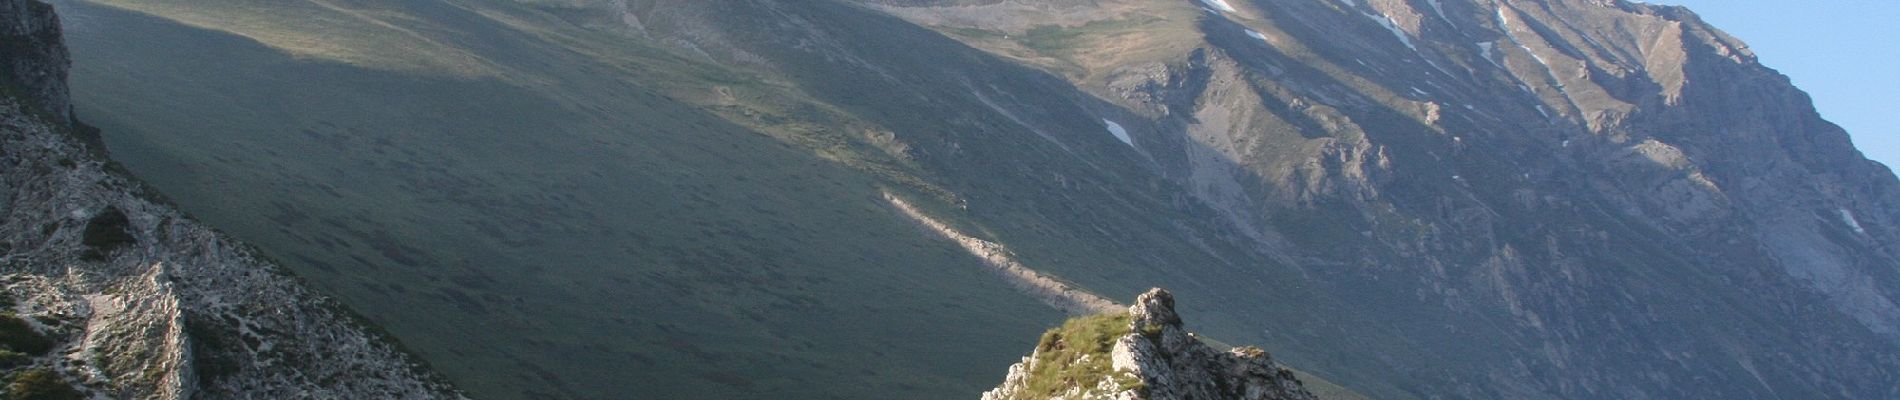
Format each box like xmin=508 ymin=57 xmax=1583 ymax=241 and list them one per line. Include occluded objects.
xmin=984 ymin=288 xmax=1316 ymax=400
xmin=0 ymin=0 xmax=460 ymax=398
xmin=0 ymin=0 xmax=67 ymax=123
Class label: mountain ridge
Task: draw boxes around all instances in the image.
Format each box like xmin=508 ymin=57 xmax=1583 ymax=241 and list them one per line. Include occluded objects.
xmin=35 ymin=0 xmax=1900 ymax=398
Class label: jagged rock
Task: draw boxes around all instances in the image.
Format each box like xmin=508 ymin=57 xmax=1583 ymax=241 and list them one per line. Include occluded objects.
xmin=984 ymin=288 xmax=1316 ymax=400
xmin=0 ymin=1 xmax=462 ymax=398
xmin=0 ymin=0 xmax=68 ymax=123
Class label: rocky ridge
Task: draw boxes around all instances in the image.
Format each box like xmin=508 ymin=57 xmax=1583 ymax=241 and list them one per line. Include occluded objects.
xmin=0 ymin=0 xmax=461 ymax=397
xmin=984 ymin=288 xmax=1316 ymax=400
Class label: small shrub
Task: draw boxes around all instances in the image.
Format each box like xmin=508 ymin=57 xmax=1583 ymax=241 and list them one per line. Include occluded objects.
xmin=7 ymin=369 xmax=81 ymax=400
xmin=0 ymin=349 xmax=28 ymax=369
xmin=1035 ymin=330 xmax=1060 ymax=352
xmin=1139 ymin=321 xmax=1164 ymax=340
xmin=80 ymin=207 xmax=135 ymax=261
xmin=185 ymin=319 xmax=239 ymax=386
xmin=0 ymin=315 xmax=51 ymax=356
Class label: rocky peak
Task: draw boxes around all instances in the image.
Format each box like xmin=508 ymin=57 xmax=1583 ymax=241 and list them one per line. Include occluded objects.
xmin=0 ymin=0 xmax=68 ymax=124
xmin=1129 ymin=288 xmax=1180 ymax=328
xmin=984 ymin=288 xmax=1316 ymax=400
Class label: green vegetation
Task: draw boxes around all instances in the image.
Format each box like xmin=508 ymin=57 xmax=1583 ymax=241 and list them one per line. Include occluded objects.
xmin=79 ymin=206 xmax=134 ymax=261
xmin=57 ymin=3 xmax=1065 ymax=399
xmin=1138 ymin=320 xmax=1165 ymax=340
xmin=54 ymin=1 xmax=1377 ymax=399
xmin=6 ymin=369 xmax=81 ymax=400
xmin=0 ymin=350 xmax=29 ymax=370
xmin=1019 ymin=313 xmax=1144 ymax=399
xmin=0 ymin=314 xmax=51 ymax=356
xmin=183 ymin=317 xmax=238 ymax=387
xmin=0 ymin=297 xmax=36 ymax=370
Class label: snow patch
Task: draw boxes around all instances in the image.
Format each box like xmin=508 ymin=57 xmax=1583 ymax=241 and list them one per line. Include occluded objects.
xmin=1427 ymin=0 xmax=1452 ymax=26
xmin=1498 ymin=6 xmax=1581 ymax=116
xmin=1496 ymin=7 xmax=1551 ymax=68
xmin=1245 ymin=29 xmax=1268 ymax=41
xmin=1366 ymin=13 xmax=1417 ymax=51
xmin=1103 ymin=119 xmax=1135 ymax=146
xmin=1841 ymin=208 xmax=1868 ymax=234
xmin=1199 ymin=0 xmax=1236 ymax=13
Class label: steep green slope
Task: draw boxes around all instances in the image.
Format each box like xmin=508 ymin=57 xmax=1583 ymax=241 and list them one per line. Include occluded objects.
xmin=57 ymin=2 xmax=1067 ymax=399
xmin=46 ymin=0 xmax=1900 ymax=399
xmin=55 ymin=0 xmax=1393 ymax=397
xmin=3 ymin=0 xmax=461 ymax=396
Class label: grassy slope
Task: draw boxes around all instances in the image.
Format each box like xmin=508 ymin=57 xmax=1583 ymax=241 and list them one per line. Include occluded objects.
xmin=57 ymin=1 xmax=1064 ymax=399
xmin=55 ymin=0 xmax=1400 ymax=399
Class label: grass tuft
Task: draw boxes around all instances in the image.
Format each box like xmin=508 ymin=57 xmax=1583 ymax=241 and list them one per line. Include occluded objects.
xmin=1019 ymin=312 xmax=1142 ymax=400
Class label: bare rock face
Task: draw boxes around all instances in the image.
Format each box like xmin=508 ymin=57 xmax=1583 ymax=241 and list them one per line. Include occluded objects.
xmin=0 ymin=86 xmax=463 ymax=400
xmin=0 ymin=1 xmax=461 ymax=398
xmin=1115 ymin=289 xmax=1313 ymax=400
xmin=0 ymin=0 xmax=68 ymax=123
xmin=985 ymin=288 xmax=1316 ymax=400
xmin=852 ymin=0 xmax=1900 ymax=397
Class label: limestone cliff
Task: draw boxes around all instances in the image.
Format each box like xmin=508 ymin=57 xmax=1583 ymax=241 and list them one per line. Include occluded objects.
xmin=984 ymin=289 xmax=1315 ymax=400
xmin=0 ymin=0 xmax=68 ymax=122
xmin=0 ymin=0 xmax=460 ymax=397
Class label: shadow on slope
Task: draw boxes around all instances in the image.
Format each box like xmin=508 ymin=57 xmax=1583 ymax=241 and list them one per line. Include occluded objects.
xmin=57 ymin=1 xmax=1065 ymax=399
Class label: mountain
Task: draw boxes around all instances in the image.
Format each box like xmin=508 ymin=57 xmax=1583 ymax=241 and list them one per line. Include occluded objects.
xmin=35 ymin=0 xmax=1900 ymax=399
xmin=983 ymin=288 xmax=1318 ymax=400
xmin=1 ymin=0 xmax=460 ymax=397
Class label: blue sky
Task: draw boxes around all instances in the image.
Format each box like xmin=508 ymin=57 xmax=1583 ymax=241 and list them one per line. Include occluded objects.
xmin=1652 ymin=1 xmax=1900 ymax=170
